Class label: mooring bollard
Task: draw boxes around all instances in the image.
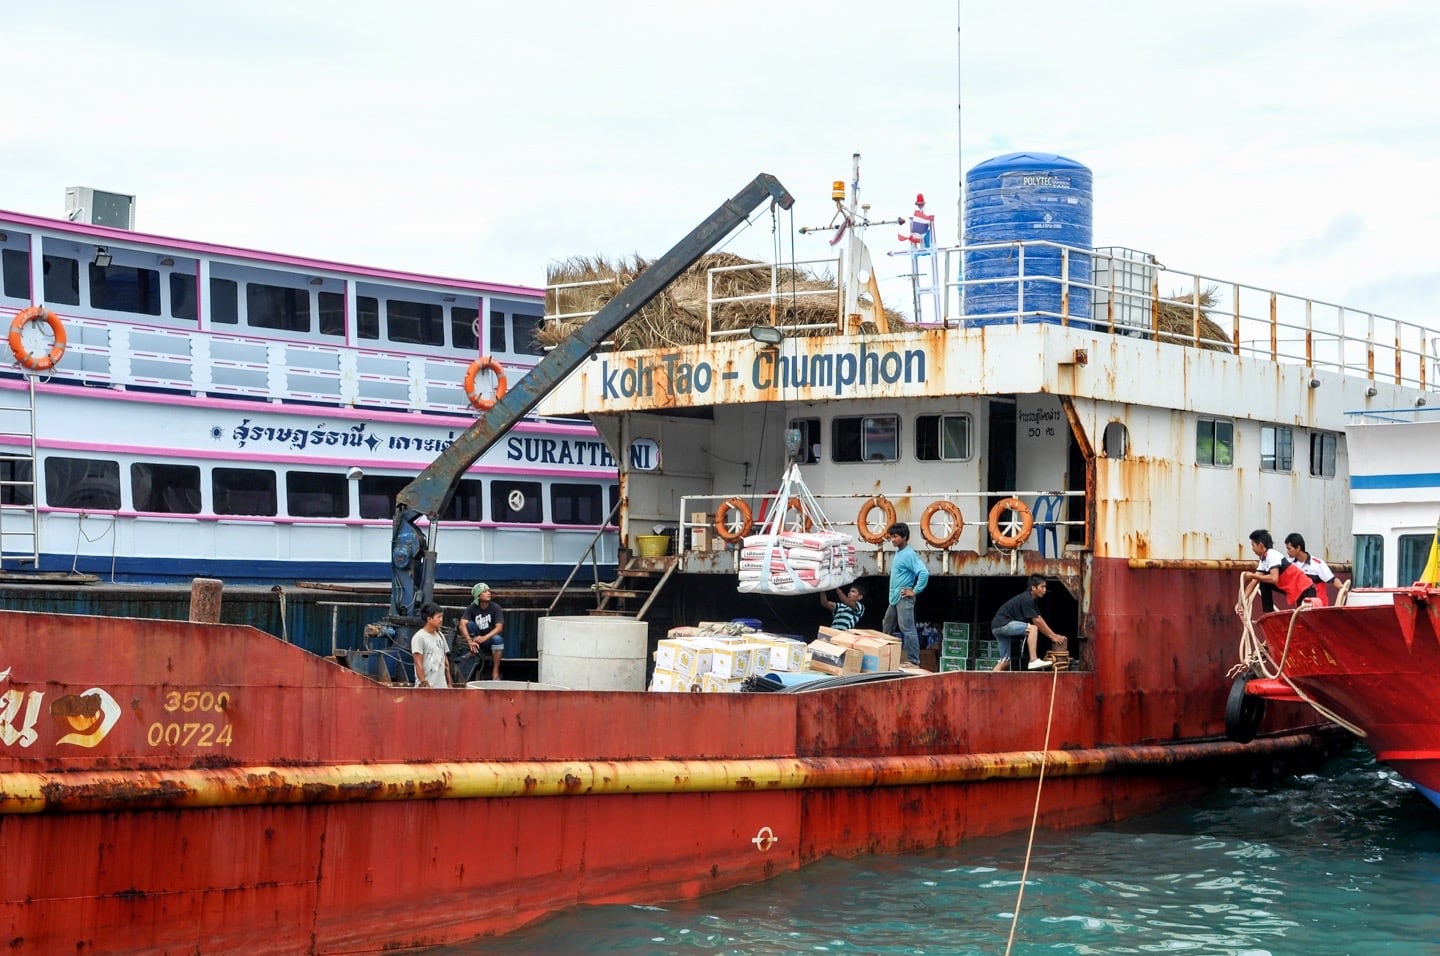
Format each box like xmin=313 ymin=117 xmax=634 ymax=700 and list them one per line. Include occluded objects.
xmin=189 ymin=577 xmax=224 ymax=623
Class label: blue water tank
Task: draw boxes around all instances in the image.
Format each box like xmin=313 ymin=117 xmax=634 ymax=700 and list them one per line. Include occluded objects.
xmin=962 ymin=152 xmax=1093 ymax=326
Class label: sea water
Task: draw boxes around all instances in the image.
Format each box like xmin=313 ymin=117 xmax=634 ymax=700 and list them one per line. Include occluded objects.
xmin=443 ymin=745 xmax=1440 ymax=954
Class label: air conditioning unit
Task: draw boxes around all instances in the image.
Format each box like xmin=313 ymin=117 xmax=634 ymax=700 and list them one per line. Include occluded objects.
xmin=64 ymin=187 xmax=136 ymax=230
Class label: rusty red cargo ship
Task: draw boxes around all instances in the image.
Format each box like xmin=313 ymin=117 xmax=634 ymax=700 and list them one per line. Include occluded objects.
xmin=3 ymin=163 xmax=1437 ymax=953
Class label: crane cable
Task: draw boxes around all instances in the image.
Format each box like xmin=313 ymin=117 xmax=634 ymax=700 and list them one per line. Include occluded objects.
xmin=1003 ymin=660 xmax=1061 ymax=954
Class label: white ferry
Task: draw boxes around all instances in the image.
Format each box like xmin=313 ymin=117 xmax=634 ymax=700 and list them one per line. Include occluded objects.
xmin=0 ymin=190 xmax=618 ymax=585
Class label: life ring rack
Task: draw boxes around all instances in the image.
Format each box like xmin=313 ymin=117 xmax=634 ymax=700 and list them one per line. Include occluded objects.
xmin=463 ymin=356 xmax=509 ymax=411
xmin=987 ymin=497 xmax=1034 ymax=550
xmin=856 ymin=496 xmax=897 ymax=545
xmin=713 ymin=497 xmax=754 ymax=542
xmin=920 ymin=500 xmax=965 ymax=549
xmin=8 ymin=306 xmax=67 ymax=372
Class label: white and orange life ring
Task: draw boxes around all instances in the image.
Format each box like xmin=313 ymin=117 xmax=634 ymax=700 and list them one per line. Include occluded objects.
xmin=920 ymin=500 xmax=965 ymax=549
xmin=8 ymin=306 xmax=67 ymax=372
xmin=988 ymin=497 xmax=1034 ymax=550
xmin=463 ymin=356 xmax=508 ymax=411
xmin=713 ymin=497 xmax=754 ymax=542
xmin=856 ymin=496 xmax=897 ymax=545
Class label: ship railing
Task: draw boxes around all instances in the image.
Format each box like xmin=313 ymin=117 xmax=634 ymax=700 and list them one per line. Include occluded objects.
xmin=704 ymin=242 xmax=1437 ymax=393
xmin=1 ymin=311 xmax=538 ymax=415
xmin=677 ymin=489 xmax=1082 ymax=559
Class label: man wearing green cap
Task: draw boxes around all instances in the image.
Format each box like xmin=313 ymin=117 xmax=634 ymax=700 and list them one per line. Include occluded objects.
xmin=455 ymin=583 xmax=504 ymax=683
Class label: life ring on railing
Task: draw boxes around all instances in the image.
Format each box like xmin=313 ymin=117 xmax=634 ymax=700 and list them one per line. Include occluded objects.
xmin=8 ymin=306 xmax=67 ymax=372
xmin=920 ymin=500 xmax=965 ymax=549
xmin=987 ymin=497 xmax=1034 ymax=550
xmin=713 ymin=497 xmax=753 ymax=542
xmin=462 ymin=356 xmax=508 ymax=411
xmin=856 ymin=496 xmax=897 ymax=545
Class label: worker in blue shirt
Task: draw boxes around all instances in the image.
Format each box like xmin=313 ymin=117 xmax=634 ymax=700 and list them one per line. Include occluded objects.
xmin=882 ymin=522 xmax=929 ymax=666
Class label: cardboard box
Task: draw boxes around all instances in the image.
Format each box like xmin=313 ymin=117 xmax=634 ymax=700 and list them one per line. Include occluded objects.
xmin=701 ymin=672 xmax=745 ymax=693
xmin=851 ymin=634 xmax=901 ymax=672
xmin=806 ymin=639 xmax=862 ymax=675
xmin=654 ymin=638 xmax=696 ymax=673
xmin=690 ymin=527 xmax=709 ymax=551
xmin=939 ymin=655 xmax=968 ymax=673
xmin=751 ymin=636 xmax=805 ymax=673
xmin=678 ymin=646 xmax=712 ymax=678
xmin=710 ymin=645 xmax=753 ymax=678
xmin=649 ymin=668 xmax=687 ymax=692
xmin=919 ymin=648 xmax=939 ymax=673
xmin=691 ymin=511 xmax=711 ymax=526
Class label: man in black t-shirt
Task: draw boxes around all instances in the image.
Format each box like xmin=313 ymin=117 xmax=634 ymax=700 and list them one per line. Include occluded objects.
xmin=454 ymin=583 xmax=505 ymax=683
xmin=990 ymin=574 xmax=1067 ymax=671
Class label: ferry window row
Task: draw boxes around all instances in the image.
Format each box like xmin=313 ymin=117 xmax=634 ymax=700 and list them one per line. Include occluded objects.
xmin=1352 ymin=533 xmax=1433 ymax=588
xmin=0 ymin=239 xmax=544 ymax=356
xmin=789 ymin=414 xmax=975 ymax=465
xmin=1196 ymin=419 xmax=1336 ymax=477
xmin=0 ymin=458 xmax=616 ymax=525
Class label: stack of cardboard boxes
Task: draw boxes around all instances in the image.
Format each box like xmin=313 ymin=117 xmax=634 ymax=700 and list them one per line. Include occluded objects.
xmin=939 ymin=622 xmax=1004 ymax=671
xmin=648 ymin=623 xmax=905 ymax=691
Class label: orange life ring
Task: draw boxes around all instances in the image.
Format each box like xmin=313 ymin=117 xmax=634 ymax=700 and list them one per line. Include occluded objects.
xmin=920 ymin=500 xmax=965 ymax=549
xmin=713 ymin=497 xmax=753 ymax=542
xmin=988 ymin=497 xmax=1034 ymax=550
xmin=856 ymin=496 xmax=897 ymax=545
xmin=8 ymin=306 xmax=67 ymax=372
xmin=463 ymin=356 xmax=508 ymax=411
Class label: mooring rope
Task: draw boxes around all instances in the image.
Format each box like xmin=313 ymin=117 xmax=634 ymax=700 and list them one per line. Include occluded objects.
xmin=1230 ymin=578 xmax=1365 ymax=737
xmin=1004 ymin=660 xmax=1061 ymax=954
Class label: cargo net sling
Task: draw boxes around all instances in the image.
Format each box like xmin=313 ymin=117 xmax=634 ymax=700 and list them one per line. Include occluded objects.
xmin=737 ymin=464 xmax=858 ymax=595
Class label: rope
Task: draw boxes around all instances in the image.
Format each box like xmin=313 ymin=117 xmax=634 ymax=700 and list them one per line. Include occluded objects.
xmin=1003 ymin=661 xmax=1061 ymax=954
xmin=1230 ymin=577 xmax=1366 ymax=737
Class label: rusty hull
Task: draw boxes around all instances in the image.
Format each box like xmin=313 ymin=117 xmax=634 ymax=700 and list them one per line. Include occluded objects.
xmin=0 ymin=570 xmax=1338 ymax=954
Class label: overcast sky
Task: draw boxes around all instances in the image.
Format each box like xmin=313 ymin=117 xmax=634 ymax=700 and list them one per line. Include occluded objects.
xmin=6 ymin=1 xmax=1437 ymax=324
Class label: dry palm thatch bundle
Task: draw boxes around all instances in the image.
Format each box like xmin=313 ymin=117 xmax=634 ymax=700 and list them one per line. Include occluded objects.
xmin=1155 ymin=286 xmax=1231 ymax=352
xmin=539 ymin=253 xmax=904 ymax=351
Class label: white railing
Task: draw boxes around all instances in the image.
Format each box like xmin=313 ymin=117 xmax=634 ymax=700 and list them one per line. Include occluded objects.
xmin=1 ymin=313 xmax=538 ymax=415
xmin=683 ymin=241 xmax=1438 ymax=392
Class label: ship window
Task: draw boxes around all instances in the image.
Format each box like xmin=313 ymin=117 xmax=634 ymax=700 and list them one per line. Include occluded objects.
xmin=1102 ymin=421 xmax=1129 ymax=458
xmin=1260 ymin=425 xmax=1293 ymax=473
xmin=0 ymin=458 xmax=33 ymax=506
xmin=2 ymin=248 xmax=30 ymax=299
xmin=247 ymin=282 xmax=311 ymax=333
xmin=1398 ymin=534 xmax=1434 ymax=588
xmin=170 ymin=273 xmax=198 ymax=321
xmin=452 ymin=306 xmax=479 ymax=352
xmin=210 ymin=278 xmax=238 ymax=324
xmin=787 ymin=418 xmax=821 ymax=464
xmin=89 ymin=263 xmax=162 ymax=315
xmin=442 ymin=479 xmax=484 ymax=521
xmin=357 ymin=296 xmax=380 ymax=340
xmin=1352 ymin=534 xmax=1383 ymax=589
xmin=608 ymin=483 xmax=619 ymax=519
xmin=492 ymin=479 xmax=542 ymax=524
xmin=318 ymin=291 xmax=345 ymax=337
xmin=512 ymin=313 xmax=545 ymax=356
xmin=44 ymin=457 xmax=120 ymax=510
xmin=489 ymin=310 xmax=507 ymax=352
xmin=131 ymin=462 xmax=201 ymax=513
xmin=832 ymin=415 xmax=899 ymax=463
xmin=386 ymin=299 xmax=445 ymax=346
xmin=1309 ymin=431 xmax=1337 ymax=478
xmin=42 ymin=255 xmax=80 ymax=306
xmin=286 ymin=471 xmax=348 ymax=518
xmin=551 ymin=482 xmax=604 ymax=525
xmin=213 ymin=467 xmax=277 ymax=516
xmin=915 ymin=414 xmax=972 ymax=461
xmin=1195 ymin=417 xmax=1233 ymax=468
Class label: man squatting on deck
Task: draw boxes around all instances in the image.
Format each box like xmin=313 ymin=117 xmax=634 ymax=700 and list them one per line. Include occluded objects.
xmin=990 ymin=574 xmax=1068 ymax=671
xmin=883 ymin=522 xmax=928 ymax=666
xmin=1241 ymin=529 xmax=1319 ymax=611
xmin=454 ymin=583 xmax=505 ymax=683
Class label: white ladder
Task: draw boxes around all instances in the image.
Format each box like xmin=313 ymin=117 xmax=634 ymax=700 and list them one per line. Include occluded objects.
xmin=0 ymin=375 xmax=40 ymax=569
